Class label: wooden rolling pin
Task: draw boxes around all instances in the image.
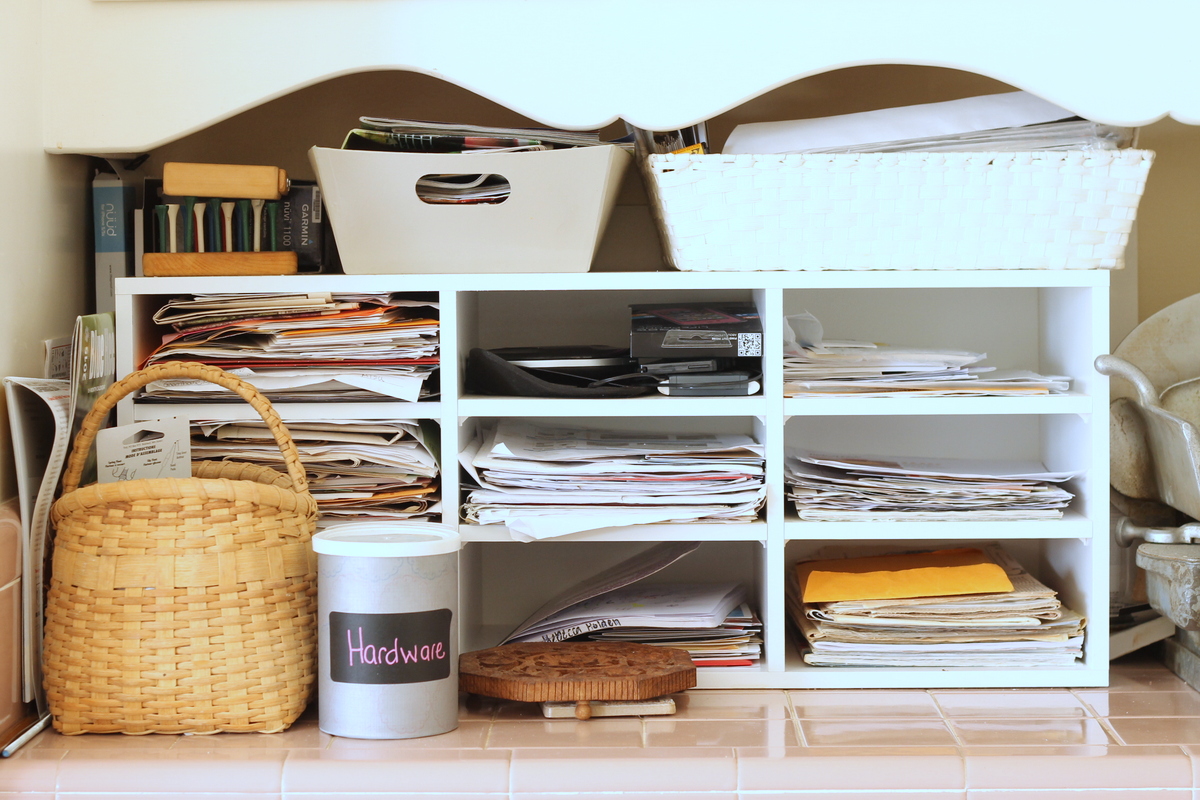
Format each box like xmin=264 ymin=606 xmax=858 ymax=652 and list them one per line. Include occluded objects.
xmin=162 ymin=162 xmax=290 ymax=200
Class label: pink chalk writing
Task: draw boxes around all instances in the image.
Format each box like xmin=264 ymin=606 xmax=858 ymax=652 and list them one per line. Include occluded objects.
xmin=346 ymin=626 xmax=447 ymax=668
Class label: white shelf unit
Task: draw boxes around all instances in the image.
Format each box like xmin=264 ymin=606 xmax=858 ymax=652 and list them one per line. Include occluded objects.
xmin=115 ymin=267 xmax=1109 ymax=689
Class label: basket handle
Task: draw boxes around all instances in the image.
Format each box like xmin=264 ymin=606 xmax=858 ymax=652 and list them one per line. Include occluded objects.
xmin=61 ymin=361 xmax=309 ymax=495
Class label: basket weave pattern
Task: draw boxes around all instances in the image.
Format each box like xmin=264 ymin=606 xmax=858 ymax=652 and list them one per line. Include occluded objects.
xmin=43 ymin=363 xmax=319 ymax=735
xmin=646 ymin=150 xmax=1154 ymax=271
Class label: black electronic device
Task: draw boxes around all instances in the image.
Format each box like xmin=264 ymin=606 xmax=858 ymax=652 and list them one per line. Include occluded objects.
xmin=490 ymin=345 xmax=634 ymax=377
xmin=657 ymin=370 xmax=762 ymax=397
xmin=639 ymin=358 xmax=729 ymax=376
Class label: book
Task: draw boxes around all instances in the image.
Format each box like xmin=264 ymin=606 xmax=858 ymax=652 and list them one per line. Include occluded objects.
xmin=278 ymin=180 xmax=325 ymax=272
xmin=91 ymin=171 xmax=134 ymax=314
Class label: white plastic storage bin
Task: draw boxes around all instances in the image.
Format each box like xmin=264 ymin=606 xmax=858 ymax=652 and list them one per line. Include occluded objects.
xmin=643 ymin=150 xmax=1154 ymax=272
xmin=310 ymin=145 xmax=631 ymax=274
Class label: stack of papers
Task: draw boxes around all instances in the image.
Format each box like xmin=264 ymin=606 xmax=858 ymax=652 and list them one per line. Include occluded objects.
xmin=782 ymin=312 xmax=1069 ymax=397
xmin=509 ymin=582 xmax=745 ymax=643
xmin=785 ymin=452 xmax=1077 ymax=522
xmin=460 ymin=420 xmax=766 ymax=540
xmin=499 ymin=541 xmax=761 ymax=668
xmin=786 ymin=545 xmax=1086 ymax=667
xmin=192 ymin=419 xmax=440 ymax=524
xmin=724 ymin=90 xmax=1134 ymax=155
xmin=140 ymin=293 xmax=439 ymax=402
xmin=589 ymin=602 xmax=763 ymax=667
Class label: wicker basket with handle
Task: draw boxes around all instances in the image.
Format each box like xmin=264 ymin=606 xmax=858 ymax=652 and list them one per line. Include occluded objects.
xmin=43 ymin=362 xmax=319 ymax=735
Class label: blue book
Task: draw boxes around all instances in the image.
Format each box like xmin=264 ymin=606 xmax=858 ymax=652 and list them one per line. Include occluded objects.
xmin=92 ymin=172 xmax=134 ymax=315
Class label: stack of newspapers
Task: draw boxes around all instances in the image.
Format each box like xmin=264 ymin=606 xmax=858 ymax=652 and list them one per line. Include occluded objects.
xmin=191 ymin=418 xmax=440 ymax=524
xmin=461 ymin=420 xmax=766 ymax=539
xmin=140 ymin=292 xmax=440 ymax=402
xmin=782 ymin=312 xmax=1069 ymax=398
xmin=785 ymin=451 xmax=1076 ymax=522
xmin=786 ymin=544 xmax=1086 ymax=668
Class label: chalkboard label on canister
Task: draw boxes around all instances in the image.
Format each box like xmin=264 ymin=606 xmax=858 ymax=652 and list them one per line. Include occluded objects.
xmin=329 ymin=609 xmax=453 ymax=685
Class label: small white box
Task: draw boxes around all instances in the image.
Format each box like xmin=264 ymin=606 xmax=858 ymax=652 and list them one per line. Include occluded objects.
xmin=309 ymin=145 xmax=631 ymax=274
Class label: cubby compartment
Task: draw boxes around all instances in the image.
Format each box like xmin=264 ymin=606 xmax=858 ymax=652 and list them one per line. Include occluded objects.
xmin=115 ymin=278 xmax=445 ymax=424
xmin=783 ymin=413 xmax=1100 ymax=539
xmin=457 ymin=414 xmax=770 ymax=542
xmin=782 ymin=536 xmax=1107 ymax=688
xmin=781 ymin=283 xmax=1104 ymax=415
xmin=456 ymin=287 xmax=767 ymax=414
xmin=460 ymin=538 xmax=771 ymax=688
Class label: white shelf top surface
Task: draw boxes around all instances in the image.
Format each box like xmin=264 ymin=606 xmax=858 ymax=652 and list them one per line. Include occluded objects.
xmin=45 ymin=0 xmax=1200 ymax=153
xmin=117 ymin=269 xmax=1109 ymax=296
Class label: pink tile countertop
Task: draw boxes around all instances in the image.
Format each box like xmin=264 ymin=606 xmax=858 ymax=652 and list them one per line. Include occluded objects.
xmin=7 ymin=651 xmax=1200 ymax=799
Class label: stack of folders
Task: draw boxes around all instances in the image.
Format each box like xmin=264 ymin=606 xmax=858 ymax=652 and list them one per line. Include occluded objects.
xmin=140 ymin=293 xmax=439 ymax=402
xmin=191 ymin=419 xmax=440 ymax=524
xmin=460 ymin=420 xmax=766 ymax=540
xmin=782 ymin=312 xmax=1069 ymax=398
xmin=786 ymin=545 xmax=1086 ymax=668
xmin=785 ymin=452 xmax=1077 ymax=522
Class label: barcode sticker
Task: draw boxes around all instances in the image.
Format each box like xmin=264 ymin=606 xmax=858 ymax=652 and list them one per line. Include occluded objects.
xmin=738 ymin=333 xmax=762 ymax=357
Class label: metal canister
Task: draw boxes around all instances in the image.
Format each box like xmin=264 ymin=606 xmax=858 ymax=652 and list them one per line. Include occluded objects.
xmin=312 ymin=523 xmax=460 ymax=739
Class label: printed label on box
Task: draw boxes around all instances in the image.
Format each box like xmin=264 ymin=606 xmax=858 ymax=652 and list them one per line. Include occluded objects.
xmin=329 ymin=609 xmax=453 ymax=684
xmin=95 ymin=417 xmax=191 ymax=484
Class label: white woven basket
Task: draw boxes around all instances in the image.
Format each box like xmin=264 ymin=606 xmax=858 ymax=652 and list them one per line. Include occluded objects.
xmin=644 ymin=150 xmax=1154 ymax=271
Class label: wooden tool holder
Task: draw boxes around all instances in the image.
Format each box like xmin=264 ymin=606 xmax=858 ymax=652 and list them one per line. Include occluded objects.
xmin=142 ymin=162 xmax=300 ymax=277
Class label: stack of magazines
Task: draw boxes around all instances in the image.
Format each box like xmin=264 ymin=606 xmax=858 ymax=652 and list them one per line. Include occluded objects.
xmin=341 ymin=117 xmax=631 ymax=204
xmin=785 ymin=451 xmax=1077 ymax=522
xmin=498 ymin=541 xmax=762 ymax=668
xmin=191 ymin=419 xmax=440 ymax=524
xmin=460 ymin=420 xmax=766 ymax=539
xmin=140 ymin=293 xmax=439 ymax=402
xmin=782 ymin=312 xmax=1069 ymax=397
xmin=588 ymin=601 xmax=763 ymax=667
xmin=786 ymin=544 xmax=1086 ymax=668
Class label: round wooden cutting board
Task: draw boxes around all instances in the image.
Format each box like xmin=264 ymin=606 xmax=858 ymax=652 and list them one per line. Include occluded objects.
xmin=459 ymin=642 xmax=697 ymax=719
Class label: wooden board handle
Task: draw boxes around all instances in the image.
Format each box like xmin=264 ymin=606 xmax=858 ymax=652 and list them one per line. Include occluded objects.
xmin=163 ymin=162 xmax=289 ymax=200
xmin=143 ymin=251 xmax=298 ymax=276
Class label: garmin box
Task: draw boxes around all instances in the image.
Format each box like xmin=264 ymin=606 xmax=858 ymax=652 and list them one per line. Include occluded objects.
xmin=630 ymin=302 xmax=763 ymax=359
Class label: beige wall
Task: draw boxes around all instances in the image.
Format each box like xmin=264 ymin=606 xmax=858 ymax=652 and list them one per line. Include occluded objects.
xmin=0 ymin=0 xmax=89 ymax=499
xmin=1132 ymin=118 xmax=1200 ymax=322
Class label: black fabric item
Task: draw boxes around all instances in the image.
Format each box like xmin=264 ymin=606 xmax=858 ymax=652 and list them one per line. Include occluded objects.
xmin=466 ymin=348 xmax=656 ymax=398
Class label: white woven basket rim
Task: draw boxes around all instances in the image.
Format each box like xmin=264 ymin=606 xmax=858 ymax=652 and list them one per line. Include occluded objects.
xmin=647 ymin=149 xmax=1155 ymax=167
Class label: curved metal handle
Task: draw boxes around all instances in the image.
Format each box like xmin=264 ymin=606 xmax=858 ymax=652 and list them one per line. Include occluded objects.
xmin=1095 ymin=354 xmax=1161 ymax=408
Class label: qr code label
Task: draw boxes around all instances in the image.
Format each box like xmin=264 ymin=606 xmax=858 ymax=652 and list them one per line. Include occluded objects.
xmin=738 ymin=333 xmax=762 ymax=357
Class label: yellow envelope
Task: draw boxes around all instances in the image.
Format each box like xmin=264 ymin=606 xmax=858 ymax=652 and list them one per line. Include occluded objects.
xmin=797 ymin=547 xmax=1014 ymax=603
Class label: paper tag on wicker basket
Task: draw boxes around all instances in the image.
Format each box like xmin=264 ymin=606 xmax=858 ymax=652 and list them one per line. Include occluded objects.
xmin=95 ymin=417 xmax=191 ymax=483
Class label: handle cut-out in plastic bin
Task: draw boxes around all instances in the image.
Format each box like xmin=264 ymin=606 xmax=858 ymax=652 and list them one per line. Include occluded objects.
xmin=415 ymin=173 xmax=510 ymax=205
